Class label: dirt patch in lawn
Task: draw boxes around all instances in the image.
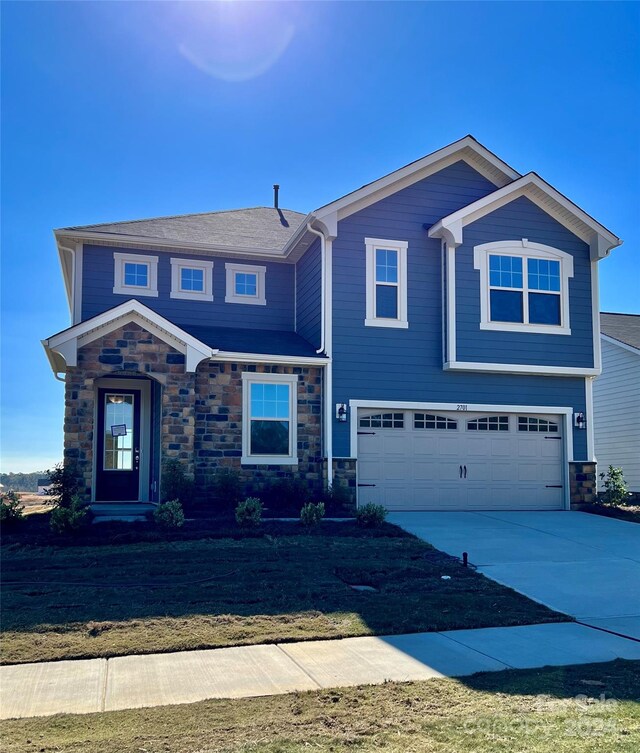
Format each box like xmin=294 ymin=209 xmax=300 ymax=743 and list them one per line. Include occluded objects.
xmin=2 ymin=660 xmax=638 ymax=753
xmin=1 ymin=525 xmax=566 ymax=664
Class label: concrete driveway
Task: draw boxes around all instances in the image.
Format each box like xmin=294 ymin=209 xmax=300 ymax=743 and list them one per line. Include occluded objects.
xmin=388 ymin=511 xmax=640 ymax=641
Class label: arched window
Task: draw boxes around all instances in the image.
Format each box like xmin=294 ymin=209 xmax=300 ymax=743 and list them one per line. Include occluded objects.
xmin=473 ymin=240 xmax=573 ymax=335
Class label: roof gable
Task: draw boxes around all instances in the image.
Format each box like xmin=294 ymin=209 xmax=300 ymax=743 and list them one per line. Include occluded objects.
xmin=600 ymin=313 xmax=640 ymax=352
xmin=428 ymin=173 xmax=621 ymax=259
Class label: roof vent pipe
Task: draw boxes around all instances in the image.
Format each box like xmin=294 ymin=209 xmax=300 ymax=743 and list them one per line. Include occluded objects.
xmin=273 ymin=184 xmax=279 ymax=209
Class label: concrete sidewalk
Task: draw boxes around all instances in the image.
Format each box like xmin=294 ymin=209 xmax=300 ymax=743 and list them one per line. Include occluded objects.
xmin=2 ymin=622 xmax=640 ymax=719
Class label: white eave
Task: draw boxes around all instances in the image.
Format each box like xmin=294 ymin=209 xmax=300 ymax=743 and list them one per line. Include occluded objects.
xmin=42 ymin=299 xmax=216 ymax=377
xmin=313 ymin=135 xmax=521 ymax=224
xmin=428 ymin=172 xmax=622 ymax=260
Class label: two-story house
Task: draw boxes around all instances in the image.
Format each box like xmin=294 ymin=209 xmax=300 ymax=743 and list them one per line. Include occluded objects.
xmin=42 ymin=136 xmax=621 ymax=513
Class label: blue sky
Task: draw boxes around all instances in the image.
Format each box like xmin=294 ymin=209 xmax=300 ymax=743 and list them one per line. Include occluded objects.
xmin=1 ymin=1 xmax=638 ymax=472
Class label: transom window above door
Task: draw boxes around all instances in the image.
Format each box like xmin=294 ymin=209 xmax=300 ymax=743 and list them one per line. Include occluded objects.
xmin=473 ymin=240 xmax=573 ymax=335
xmin=170 ymin=258 xmax=213 ymax=302
xmin=226 ymin=263 xmax=266 ymax=305
xmin=113 ymin=253 xmax=159 ymax=297
xmin=365 ymin=238 xmax=408 ymax=328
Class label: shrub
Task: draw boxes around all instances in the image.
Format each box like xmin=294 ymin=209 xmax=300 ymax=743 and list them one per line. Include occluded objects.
xmin=262 ymin=477 xmax=311 ymax=515
xmin=44 ymin=462 xmax=79 ymax=508
xmin=153 ymin=499 xmax=185 ymax=529
xmin=300 ymin=501 xmax=325 ymax=528
xmin=235 ymin=497 xmax=263 ymax=527
xmin=356 ymin=503 xmax=387 ymax=527
xmin=161 ymin=460 xmax=194 ymax=506
xmin=319 ymin=480 xmax=353 ymax=515
xmin=0 ymin=490 xmax=25 ymax=526
xmin=212 ymin=467 xmax=243 ymax=510
xmin=598 ymin=465 xmax=630 ymax=507
xmin=50 ymin=494 xmax=90 ymax=534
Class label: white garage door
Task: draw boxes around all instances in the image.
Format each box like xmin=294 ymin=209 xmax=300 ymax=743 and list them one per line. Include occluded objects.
xmin=357 ymin=410 xmax=565 ymax=511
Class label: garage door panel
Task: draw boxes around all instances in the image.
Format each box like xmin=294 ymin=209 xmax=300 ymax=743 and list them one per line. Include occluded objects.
xmin=357 ymin=410 xmax=564 ymax=511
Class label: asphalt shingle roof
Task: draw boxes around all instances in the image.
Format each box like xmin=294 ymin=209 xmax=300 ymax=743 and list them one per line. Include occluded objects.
xmin=60 ymin=207 xmax=307 ymax=252
xmin=182 ymin=325 xmax=320 ymax=358
xmin=600 ymin=312 xmax=640 ymax=351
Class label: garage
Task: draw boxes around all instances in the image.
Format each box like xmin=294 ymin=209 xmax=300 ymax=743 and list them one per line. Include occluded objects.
xmin=356 ymin=409 xmax=565 ymax=511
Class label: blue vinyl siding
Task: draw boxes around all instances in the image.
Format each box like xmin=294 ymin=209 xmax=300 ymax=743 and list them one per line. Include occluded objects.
xmin=330 ymin=161 xmax=589 ymax=460
xmin=455 ymin=197 xmax=594 ymax=367
xmin=295 ymin=239 xmax=322 ymax=347
xmin=82 ymin=246 xmax=295 ymax=331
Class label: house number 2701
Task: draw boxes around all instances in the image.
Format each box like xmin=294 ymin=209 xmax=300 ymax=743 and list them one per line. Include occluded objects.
xmin=456 ymin=404 xmax=468 ymax=411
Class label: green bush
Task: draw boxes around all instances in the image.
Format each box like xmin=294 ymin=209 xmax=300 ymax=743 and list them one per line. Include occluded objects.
xmin=44 ymin=462 xmax=79 ymax=508
xmin=318 ymin=480 xmax=353 ymax=515
xmin=153 ymin=499 xmax=185 ymax=529
xmin=355 ymin=503 xmax=387 ymax=527
xmin=598 ymin=465 xmax=630 ymax=507
xmin=0 ymin=490 xmax=25 ymax=526
xmin=50 ymin=494 xmax=90 ymax=534
xmin=161 ymin=460 xmax=194 ymax=506
xmin=235 ymin=497 xmax=263 ymax=527
xmin=262 ymin=477 xmax=310 ymax=515
xmin=300 ymin=501 xmax=325 ymax=528
xmin=212 ymin=467 xmax=243 ymax=510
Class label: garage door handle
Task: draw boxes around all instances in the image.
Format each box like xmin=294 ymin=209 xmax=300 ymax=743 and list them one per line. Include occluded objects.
xmin=545 ymin=485 xmax=563 ymax=488
xmin=459 ymin=465 xmax=463 ymax=478
xmin=464 ymin=465 xmax=467 ymax=478
xmin=358 ymin=483 xmax=376 ymax=487
xmin=357 ymin=431 xmax=376 ymax=436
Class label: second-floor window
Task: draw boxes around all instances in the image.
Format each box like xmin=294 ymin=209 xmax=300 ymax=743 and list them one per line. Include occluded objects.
xmin=225 ymin=263 xmax=266 ymax=305
xmin=170 ymin=258 xmax=213 ymax=301
xmin=364 ymin=238 xmax=408 ymax=329
xmin=113 ymin=253 xmax=158 ymax=297
xmin=474 ymin=240 xmax=573 ymax=336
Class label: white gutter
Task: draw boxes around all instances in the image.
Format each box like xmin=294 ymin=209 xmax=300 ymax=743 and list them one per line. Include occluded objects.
xmin=305 ymin=221 xmax=334 ymax=485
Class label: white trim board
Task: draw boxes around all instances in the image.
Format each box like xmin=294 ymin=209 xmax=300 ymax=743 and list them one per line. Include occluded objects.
xmin=348 ymin=399 xmax=574 ymax=511
xmin=428 ymin=173 xmax=621 ymax=260
xmin=444 ymin=361 xmax=600 ymax=377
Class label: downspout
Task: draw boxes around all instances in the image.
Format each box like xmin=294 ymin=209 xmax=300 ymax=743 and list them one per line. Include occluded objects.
xmin=306 ymin=222 xmax=333 ymax=484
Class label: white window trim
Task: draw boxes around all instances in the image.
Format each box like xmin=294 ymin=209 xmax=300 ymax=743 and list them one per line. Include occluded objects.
xmin=113 ymin=253 xmax=158 ymax=297
xmin=474 ymin=240 xmax=573 ymax=335
xmin=241 ymin=372 xmax=298 ymax=465
xmin=364 ymin=238 xmax=408 ymax=328
xmin=225 ymin=263 xmax=266 ymax=306
xmin=170 ymin=258 xmax=213 ymax=301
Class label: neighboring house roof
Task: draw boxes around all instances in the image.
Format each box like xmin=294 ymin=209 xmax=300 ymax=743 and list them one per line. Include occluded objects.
xmin=600 ymin=312 xmax=640 ymax=352
xmin=181 ymin=325 xmax=320 ymax=359
xmin=58 ymin=207 xmax=307 ymax=253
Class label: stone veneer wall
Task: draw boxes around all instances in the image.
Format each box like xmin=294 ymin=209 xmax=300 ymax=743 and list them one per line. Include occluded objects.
xmin=63 ymin=324 xmax=328 ymax=506
xmin=64 ymin=322 xmax=195 ymax=500
xmin=569 ymin=461 xmax=597 ymax=507
xmin=194 ymin=362 xmax=324 ymax=500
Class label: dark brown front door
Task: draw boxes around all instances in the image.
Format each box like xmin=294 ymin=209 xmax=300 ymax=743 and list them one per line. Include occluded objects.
xmin=96 ymin=389 xmax=141 ymax=501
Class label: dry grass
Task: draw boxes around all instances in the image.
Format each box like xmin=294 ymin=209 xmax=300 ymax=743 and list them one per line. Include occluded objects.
xmin=2 ymin=660 xmax=639 ymax=752
xmin=1 ymin=527 xmax=565 ymax=664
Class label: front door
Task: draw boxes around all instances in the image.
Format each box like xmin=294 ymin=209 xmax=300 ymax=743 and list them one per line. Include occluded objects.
xmin=96 ymin=388 xmax=141 ymax=501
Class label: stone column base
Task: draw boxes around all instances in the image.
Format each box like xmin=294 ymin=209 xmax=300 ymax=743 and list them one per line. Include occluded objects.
xmin=569 ymin=461 xmax=597 ymax=508
xmin=325 ymin=458 xmax=357 ymax=515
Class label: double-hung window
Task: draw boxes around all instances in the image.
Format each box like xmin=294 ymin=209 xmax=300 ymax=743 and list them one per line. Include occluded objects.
xmin=113 ymin=253 xmax=159 ymax=297
xmin=241 ymin=373 xmax=298 ymax=465
xmin=365 ymin=238 xmax=408 ymax=328
xmin=225 ymin=263 xmax=266 ymax=305
xmin=170 ymin=258 xmax=213 ymax=301
xmin=474 ymin=240 xmax=573 ymax=335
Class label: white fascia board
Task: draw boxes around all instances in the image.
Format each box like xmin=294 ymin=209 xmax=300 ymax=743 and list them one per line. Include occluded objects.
xmin=601 ymin=333 xmax=640 ymax=356
xmin=215 ymin=351 xmax=329 ymax=365
xmin=44 ymin=299 xmax=215 ymax=373
xmin=429 ymin=173 xmax=621 ymax=258
xmin=53 ymin=229 xmax=292 ymax=260
xmin=444 ymin=361 xmax=600 ymax=377
xmin=314 ymin=136 xmax=520 ymax=223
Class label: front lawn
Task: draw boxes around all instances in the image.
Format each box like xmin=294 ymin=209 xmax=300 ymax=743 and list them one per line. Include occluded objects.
xmin=2 ymin=660 xmax=638 ymax=752
xmin=1 ymin=522 xmax=565 ymax=664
